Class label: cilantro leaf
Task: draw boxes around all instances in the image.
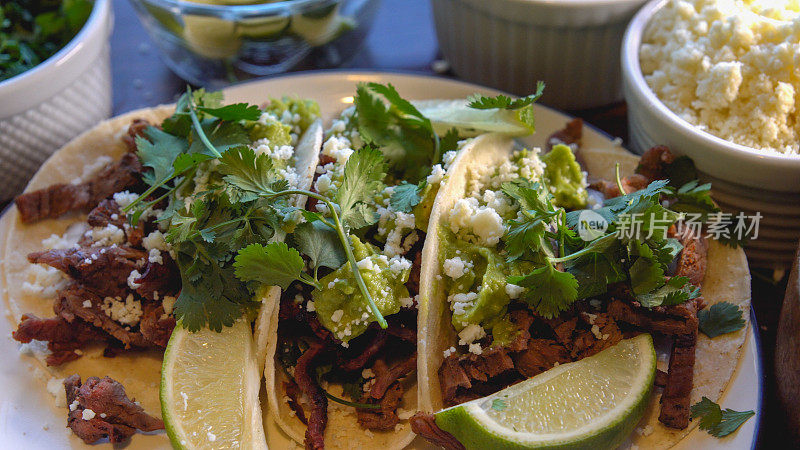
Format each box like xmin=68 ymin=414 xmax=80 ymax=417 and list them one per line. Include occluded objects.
xmin=636 ymin=276 xmax=700 ymax=308
xmin=336 ymin=146 xmax=386 ymax=229
xmin=389 ymin=182 xmax=423 ymax=213
xmin=233 ymin=242 xmax=305 ymax=290
xmin=667 ymin=180 xmax=719 ymax=218
xmin=353 ymin=82 xmax=439 ymax=183
xmin=501 ymin=179 xmax=558 ymax=260
xmin=188 ymin=120 xmax=250 ymax=157
xmin=217 ymin=146 xmax=278 ymax=200
xmin=627 ymin=241 xmax=665 ymax=295
xmin=467 ymin=82 xmax=545 ymax=110
xmin=198 ymin=103 xmax=261 ymax=122
xmin=691 ymin=397 xmax=754 ymax=438
xmin=365 ymin=82 xmax=433 ymax=133
xmin=566 ymin=252 xmax=626 ymax=300
xmin=509 ymin=264 xmax=578 ymax=319
xmin=136 ymin=127 xmax=187 ymax=183
xmin=698 ymin=302 xmax=746 ymax=338
xmin=293 ymin=222 xmax=346 ymax=271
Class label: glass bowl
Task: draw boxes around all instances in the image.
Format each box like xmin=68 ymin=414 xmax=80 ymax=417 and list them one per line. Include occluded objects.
xmin=129 ymin=0 xmax=379 ymax=87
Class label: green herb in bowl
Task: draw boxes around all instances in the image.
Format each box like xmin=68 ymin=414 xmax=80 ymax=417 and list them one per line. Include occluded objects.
xmin=0 ymin=0 xmax=93 ymax=82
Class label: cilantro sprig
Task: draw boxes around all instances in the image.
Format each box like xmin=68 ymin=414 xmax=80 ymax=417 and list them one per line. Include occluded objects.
xmin=691 ymin=397 xmax=755 ymax=437
xmin=500 ymin=166 xmax=716 ymax=318
xmin=128 ymin=88 xmax=387 ymax=331
xmin=698 ymin=301 xmax=745 ymax=338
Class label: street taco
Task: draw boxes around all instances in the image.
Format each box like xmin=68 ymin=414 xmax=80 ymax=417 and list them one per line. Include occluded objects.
xmin=2 ymin=92 xmax=324 ymax=445
xmin=413 ymin=122 xmax=752 ymax=448
xmin=259 ymin=83 xmax=553 ymax=450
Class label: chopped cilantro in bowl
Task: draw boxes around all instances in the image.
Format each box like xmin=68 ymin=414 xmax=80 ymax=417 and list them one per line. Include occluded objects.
xmin=0 ymin=0 xmax=93 ymax=82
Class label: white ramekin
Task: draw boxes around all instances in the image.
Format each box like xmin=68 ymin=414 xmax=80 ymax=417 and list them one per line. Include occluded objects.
xmin=622 ymin=0 xmax=800 ymax=192
xmin=0 ymin=0 xmax=113 ymax=201
xmin=432 ymin=0 xmax=647 ymax=110
xmin=622 ymin=0 xmax=800 ymax=268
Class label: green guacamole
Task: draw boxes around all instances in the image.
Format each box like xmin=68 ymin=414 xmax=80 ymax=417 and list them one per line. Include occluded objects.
xmin=542 ymin=144 xmax=587 ymax=210
xmin=313 ymin=236 xmax=410 ymax=343
xmin=248 ymin=117 xmax=293 ymax=149
xmin=440 ymin=228 xmax=529 ymax=333
xmin=264 ymin=96 xmax=321 ymax=132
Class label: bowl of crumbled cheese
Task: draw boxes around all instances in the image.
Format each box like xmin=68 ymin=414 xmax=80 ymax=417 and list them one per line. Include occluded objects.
xmin=622 ymin=0 xmax=800 ymax=267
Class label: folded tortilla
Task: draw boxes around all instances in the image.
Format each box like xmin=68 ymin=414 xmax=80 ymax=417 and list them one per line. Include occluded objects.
xmin=416 ymin=135 xmax=752 ymax=448
xmin=1 ymin=106 xmax=324 ymax=448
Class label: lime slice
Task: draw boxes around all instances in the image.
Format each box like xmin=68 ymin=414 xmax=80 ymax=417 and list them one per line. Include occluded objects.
xmin=161 ymin=320 xmax=267 ymax=450
xmin=290 ymin=5 xmax=355 ymax=47
xmin=183 ymin=15 xmax=242 ymax=59
xmin=413 ymin=99 xmax=534 ymax=137
xmin=435 ymin=334 xmax=656 ymax=450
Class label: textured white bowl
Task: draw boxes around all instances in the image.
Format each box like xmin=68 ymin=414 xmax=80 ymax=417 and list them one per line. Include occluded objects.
xmin=622 ymin=0 xmax=800 ymax=268
xmin=622 ymin=0 xmax=800 ymax=192
xmin=0 ymin=0 xmax=113 ymax=201
xmin=431 ymin=0 xmax=647 ymax=110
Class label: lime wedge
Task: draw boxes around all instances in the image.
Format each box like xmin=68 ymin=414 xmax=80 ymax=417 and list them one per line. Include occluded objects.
xmin=161 ymin=320 xmax=267 ymax=450
xmin=435 ymin=334 xmax=656 ymax=450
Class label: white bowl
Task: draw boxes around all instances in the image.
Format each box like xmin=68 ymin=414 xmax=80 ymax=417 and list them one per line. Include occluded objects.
xmin=0 ymin=0 xmax=113 ymax=201
xmin=621 ymin=0 xmax=800 ymax=268
xmin=431 ymin=0 xmax=647 ymax=109
xmin=621 ymin=0 xmax=800 ymax=192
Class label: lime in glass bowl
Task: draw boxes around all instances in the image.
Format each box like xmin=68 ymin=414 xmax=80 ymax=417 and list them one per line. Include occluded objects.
xmin=129 ymin=0 xmax=379 ymax=87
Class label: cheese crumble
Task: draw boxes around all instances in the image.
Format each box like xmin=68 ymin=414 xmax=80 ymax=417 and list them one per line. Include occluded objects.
xmin=641 ymin=0 xmax=800 ymax=155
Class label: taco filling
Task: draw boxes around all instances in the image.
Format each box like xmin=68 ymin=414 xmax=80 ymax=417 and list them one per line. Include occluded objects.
xmin=9 ymin=91 xmax=321 ymax=444
xmin=413 ymin=119 xmax=746 ymax=448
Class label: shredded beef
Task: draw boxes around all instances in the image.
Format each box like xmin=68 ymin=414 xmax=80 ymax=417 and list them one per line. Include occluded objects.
xmin=55 ymin=284 xmax=150 ymax=348
xmin=512 ymin=339 xmax=570 ymax=378
xmin=341 ymin=331 xmax=387 ymax=371
xmin=439 ymin=355 xmax=473 ymax=406
xmin=64 ymin=374 xmax=163 ymax=444
xmin=386 ymin=322 xmax=416 ymax=342
xmin=122 ymin=119 xmax=153 ymax=152
xmin=659 ymin=338 xmax=697 ymax=429
xmin=635 ymin=145 xmax=675 ymax=181
xmin=655 ymin=369 xmax=668 ymax=388
xmin=28 ymin=246 xmax=146 ymax=299
xmin=670 ymin=227 xmax=708 ymax=287
xmin=15 ymin=153 xmax=144 ymax=223
xmin=284 ymin=380 xmax=308 ymax=425
xmin=87 ymin=199 xmax=127 ymax=229
xmin=13 ymin=314 xmax=109 ymax=365
xmin=294 ymin=343 xmax=327 ymax=450
xmin=356 ymin=382 xmax=404 ymax=431
xmin=608 ymin=298 xmax=699 ymax=338
xmin=588 ymin=173 xmax=650 ymax=199
xmin=410 ymin=412 xmax=466 ymax=450
xmin=369 ymin=352 xmax=417 ymax=400
xmin=133 ymin=257 xmax=180 ymax=301
xmin=546 ymin=118 xmax=583 ymax=151
xmin=138 ymin=302 xmax=175 ymax=348
xmin=406 ymin=242 xmax=423 ymax=297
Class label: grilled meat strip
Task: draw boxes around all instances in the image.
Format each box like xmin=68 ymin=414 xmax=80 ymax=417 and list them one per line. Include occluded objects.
xmin=13 ymin=314 xmax=109 ymax=365
xmin=15 ymin=153 xmax=144 ymax=223
xmin=295 ymin=343 xmax=328 ymax=450
xmin=410 ymin=412 xmax=466 ymax=450
xmin=55 ymin=284 xmax=150 ymax=348
xmin=659 ymin=336 xmax=697 ymax=429
xmin=28 ymin=246 xmax=147 ymax=299
xmin=357 ymin=382 xmax=405 ymax=431
xmin=64 ymin=375 xmax=163 ymax=444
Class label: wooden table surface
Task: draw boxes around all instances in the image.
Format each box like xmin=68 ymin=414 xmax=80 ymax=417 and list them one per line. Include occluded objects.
xmin=5 ymin=0 xmax=794 ymax=447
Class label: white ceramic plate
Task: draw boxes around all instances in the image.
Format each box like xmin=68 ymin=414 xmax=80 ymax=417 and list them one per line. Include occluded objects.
xmin=0 ymin=72 xmax=761 ymax=449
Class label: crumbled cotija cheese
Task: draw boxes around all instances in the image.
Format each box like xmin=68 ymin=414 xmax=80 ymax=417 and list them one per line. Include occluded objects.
xmin=641 ymin=0 xmax=800 ymax=155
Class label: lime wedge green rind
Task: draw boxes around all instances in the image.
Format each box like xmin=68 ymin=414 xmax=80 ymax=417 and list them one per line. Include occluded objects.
xmin=435 ymin=335 xmax=656 ymax=450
